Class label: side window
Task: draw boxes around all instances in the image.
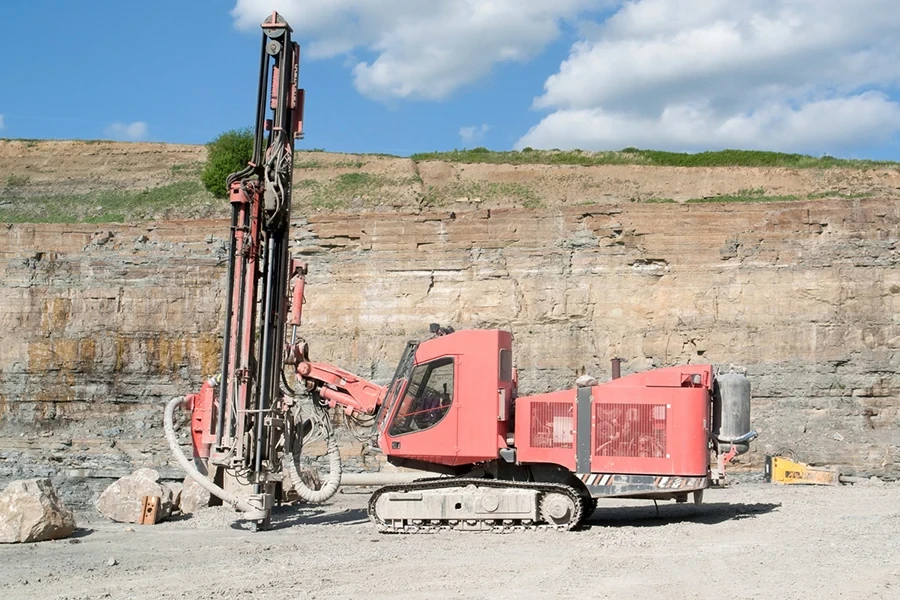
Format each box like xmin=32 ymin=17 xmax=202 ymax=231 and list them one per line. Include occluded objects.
xmin=389 ymin=357 xmax=454 ymax=436
xmin=499 ymin=348 xmax=512 ymax=382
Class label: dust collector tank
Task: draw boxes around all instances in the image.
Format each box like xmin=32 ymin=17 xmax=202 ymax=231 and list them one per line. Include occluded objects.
xmin=712 ymin=372 xmax=756 ymax=454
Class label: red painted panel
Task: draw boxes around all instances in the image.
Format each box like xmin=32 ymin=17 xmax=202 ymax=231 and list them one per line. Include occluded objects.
xmin=190 ymin=382 xmax=215 ymax=459
xmin=589 ymin=382 xmax=710 ymax=476
xmin=381 ymin=329 xmax=513 ymax=467
xmin=594 ymin=402 xmax=667 ymax=459
xmin=514 ymin=390 xmax=577 ymax=471
xmin=515 ymin=365 xmax=712 ymax=477
xmin=530 ymin=402 xmax=575 ymax=449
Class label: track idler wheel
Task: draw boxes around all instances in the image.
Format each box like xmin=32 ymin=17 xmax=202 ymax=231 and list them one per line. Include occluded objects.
xmin=540 ymin=492 xmax=578 ymax=526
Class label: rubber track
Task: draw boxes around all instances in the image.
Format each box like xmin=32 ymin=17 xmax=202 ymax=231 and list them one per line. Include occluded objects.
xmin=368 ymin=477 xmax=585 ymax=533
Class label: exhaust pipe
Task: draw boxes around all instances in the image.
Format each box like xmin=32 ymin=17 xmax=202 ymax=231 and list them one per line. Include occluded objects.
xmin=611 ymin=358 xmax=622 ymax=380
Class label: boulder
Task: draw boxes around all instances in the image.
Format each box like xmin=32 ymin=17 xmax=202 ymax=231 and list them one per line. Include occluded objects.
xmin=0 ymin=478 xmax=76 ymax=543
xmin=179 ymin=477 xmax=211 ymax=514
xmin=95 ymin=468 xmax=174 ymax=523
xmin=575 ymin=375 xmax=599 ymax=388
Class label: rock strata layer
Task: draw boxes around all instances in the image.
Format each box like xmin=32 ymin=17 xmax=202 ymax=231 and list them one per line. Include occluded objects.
xmin=1 ymin=198 xmax=898 ymax=509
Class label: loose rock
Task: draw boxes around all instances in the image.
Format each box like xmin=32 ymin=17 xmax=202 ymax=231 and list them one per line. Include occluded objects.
xmin=576 ymin=375 xmax=599 ymax=387
xmin=95 ymin=468 xmax=174 ymax=523
xmin=0 ymin=478 xmax=76 ymax=543
xmin=179 ymin=477 xmax=211 ymax=514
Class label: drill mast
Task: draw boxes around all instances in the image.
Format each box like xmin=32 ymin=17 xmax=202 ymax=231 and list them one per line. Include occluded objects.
xmin=211 ymin=12 xmax=304 ymax=522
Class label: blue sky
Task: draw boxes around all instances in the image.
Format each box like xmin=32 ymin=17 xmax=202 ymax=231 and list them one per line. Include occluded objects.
xmin=2 ymin=1 xmax=899 ymax=159
xmin=0 ymin=0 xmax=569 ymax=154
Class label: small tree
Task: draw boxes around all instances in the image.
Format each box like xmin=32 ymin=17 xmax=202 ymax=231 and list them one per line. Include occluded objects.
xmin=201 ymin=128 xmax=254 ymax=198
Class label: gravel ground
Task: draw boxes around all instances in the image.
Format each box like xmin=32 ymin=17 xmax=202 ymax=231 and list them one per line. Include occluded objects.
xmin=2 ymin=481 xmax=898 ymax=600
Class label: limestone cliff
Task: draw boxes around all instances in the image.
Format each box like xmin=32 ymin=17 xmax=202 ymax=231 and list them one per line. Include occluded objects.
xmin=1 ymin=198 xmax=898 ymax=507
xmin=1 ymin=140 xmax=898 ymax=506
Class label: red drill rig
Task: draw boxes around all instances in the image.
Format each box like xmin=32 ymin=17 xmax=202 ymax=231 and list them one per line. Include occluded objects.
xmin=165 ymin=13 xmax=757 ymax=532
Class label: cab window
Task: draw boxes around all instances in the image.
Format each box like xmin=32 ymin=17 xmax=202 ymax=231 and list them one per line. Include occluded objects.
xmin=389 ymin=357 xmax=454 ymax=436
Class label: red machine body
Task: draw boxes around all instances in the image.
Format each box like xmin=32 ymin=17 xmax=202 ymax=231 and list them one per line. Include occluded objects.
xmin=361 ymin=328 xmax=714 ymax=497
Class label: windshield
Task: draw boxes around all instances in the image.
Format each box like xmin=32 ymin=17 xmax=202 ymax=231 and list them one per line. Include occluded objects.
xmin=375 ymin=341 xmax=419 ymax=434
xmin=388 ymin=357 xmax=454 ymax=436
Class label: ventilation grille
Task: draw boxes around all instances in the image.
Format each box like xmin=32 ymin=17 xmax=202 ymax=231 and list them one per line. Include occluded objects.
xmin=529 ymin=402 xmax=574 ymax=449
xmin=593 ymin=403 xmax=667 ymax=458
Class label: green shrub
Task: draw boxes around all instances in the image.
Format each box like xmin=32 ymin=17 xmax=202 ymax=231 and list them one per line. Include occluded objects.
xmin=201 ymin=128 xmax=254 ymax=198
xmin=336 ymin=172 xmax=373 ymax=187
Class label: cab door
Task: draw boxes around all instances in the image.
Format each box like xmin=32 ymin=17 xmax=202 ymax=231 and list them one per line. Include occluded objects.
xmin=383 ymin=355 xmax=460 ymax=466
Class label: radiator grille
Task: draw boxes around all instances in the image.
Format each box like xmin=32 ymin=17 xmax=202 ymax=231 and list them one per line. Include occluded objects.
xmin=529 ymin=402 xmax=574 ymax=449
xmin=593 ymin=403 xmax=667 ymax=458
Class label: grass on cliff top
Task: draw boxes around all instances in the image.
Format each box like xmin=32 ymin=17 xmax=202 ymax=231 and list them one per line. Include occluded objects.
xmin=0 ymin=181 xmax=217 ymax=223
xmin=683 ymin=187 xmax=875 ymax=203
xmin=294 ymin=172 xmax=421 ymax=210
xmin=422 ymin=180 xmax=543 ymax=208
xmin=410 ymin=147 xmax=900 ymax=169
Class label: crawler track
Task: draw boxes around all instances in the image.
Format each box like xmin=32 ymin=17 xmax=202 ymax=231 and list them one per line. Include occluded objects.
xmin=367 ymin=478 xmax=586 ymax=533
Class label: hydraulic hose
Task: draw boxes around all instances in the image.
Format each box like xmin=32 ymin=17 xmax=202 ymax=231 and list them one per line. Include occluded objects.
xmin=283 ymin=417 xmax=342 ymax=504
xmin=163 ymin=396 xmax=266 ymax=519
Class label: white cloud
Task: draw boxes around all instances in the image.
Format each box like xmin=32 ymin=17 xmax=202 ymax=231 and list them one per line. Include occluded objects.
xmin=230 ymin=1 xmax=900 ymax=153
xmin=459 ymin=124 xmax=490 ymax=144
xmin=518 ymin=94 xmax=900 ymax=152
xmin=104 ymin=121 xmax=149 ymax=141
xmin=0 ymin=114 xmax=4 ymax=130
xmin=518 ymin=0 xmax=900 ymax=153
xmin=231 ymin=1 xmax=603 ymax=100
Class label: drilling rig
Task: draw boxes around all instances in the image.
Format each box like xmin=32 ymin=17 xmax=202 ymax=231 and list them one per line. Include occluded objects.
xmin=165 ymin=12 xmax=757 ymax=532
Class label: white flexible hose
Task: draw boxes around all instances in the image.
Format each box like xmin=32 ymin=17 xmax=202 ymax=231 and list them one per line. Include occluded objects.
xmin=163 ymin=396 xmax=263 ymax=517
xmin=284 ymin=418 xmax=342 ymax=503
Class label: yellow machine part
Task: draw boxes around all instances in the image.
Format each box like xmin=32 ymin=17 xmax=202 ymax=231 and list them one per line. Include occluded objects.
xmin=765 ymin=455 xmax=840 ymax=486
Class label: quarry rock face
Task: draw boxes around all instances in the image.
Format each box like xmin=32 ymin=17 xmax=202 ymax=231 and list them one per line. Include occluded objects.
xmin=0 ymin=196 xmax=899 ymax=508
xmin=0 ymin=478 xmax=76 ymax=543
xmin=95 ymin=468 xmax=174 ymax=523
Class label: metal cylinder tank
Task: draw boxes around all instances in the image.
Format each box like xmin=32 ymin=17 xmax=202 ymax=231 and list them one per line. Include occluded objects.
xmin=712 ymin=373 xmax=754 ymax=453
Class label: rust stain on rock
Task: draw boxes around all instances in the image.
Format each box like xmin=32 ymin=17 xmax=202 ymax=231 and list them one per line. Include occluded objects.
xmin=40 ymin=297 xmax=72 ymax=334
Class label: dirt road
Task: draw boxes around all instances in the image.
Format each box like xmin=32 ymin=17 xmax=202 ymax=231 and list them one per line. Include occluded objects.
xmin=2 ymin=482 xmax=898 ymax=600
